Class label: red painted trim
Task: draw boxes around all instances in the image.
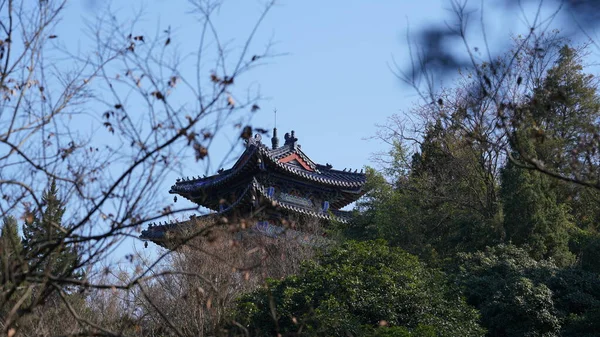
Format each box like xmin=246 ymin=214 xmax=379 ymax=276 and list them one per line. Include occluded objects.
xmin=279 ymin=153 xmax=314 ymax=171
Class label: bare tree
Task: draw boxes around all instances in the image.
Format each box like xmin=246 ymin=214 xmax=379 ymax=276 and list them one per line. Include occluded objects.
xmin=0 ymin=0 xmax=278 ymax=335
xmin=89 ymin=216 xmax=317 ymax=336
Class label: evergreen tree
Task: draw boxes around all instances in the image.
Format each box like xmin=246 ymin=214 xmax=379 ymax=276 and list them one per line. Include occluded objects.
xmin=406 ymin=120 xmax=501 ymax=257
xmin=1 ymin=216 xmax=25 ymax=321
xmin=526 ymin=45 xmax=600 ymax=230
xmin=1 ymin=216 xmax=23 ymax=284
xmin=502 ymin=44 xmax=600 ymax=266
xmin=22 ymin=180 xmax=80 ymax=279
xmin=529 ymin=45 xmax=600 ymax=171
xmin=500 ymin=154 xmax=575 ymax=266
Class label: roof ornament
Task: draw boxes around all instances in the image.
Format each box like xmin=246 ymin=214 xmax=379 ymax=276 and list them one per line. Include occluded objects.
xmin=284 ymin=130 xmax=298 ymax=147
xmin=271 ymin=109 xmax=279 ymax=149
xmin=247 ymin=133 xmax=262 ymax=147
xmin=176 ymin=178 xmax=181 ymax=182
xmin=326 ymin=163 xmax=333 ymax=169
xmin=218 ymin=168 xmax=224 ymax=174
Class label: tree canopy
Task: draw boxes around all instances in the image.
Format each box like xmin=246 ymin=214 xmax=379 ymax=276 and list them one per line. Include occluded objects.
xmin=234 ymin=240 xmax=485 ymax=337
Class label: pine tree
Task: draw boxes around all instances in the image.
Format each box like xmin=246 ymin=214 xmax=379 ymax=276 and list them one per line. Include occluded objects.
xmin=529 ymin=45 xmax=600 ymax=171
xmin=500 ymin=153 xmax=575 ymax=266
xmin=406 ymin=120 xmax=502 ymax=257
xmin=22 ymin=180 xmax=80 ymax=279
xmin=1 ymin=216 xmax=23 ymax=284
xmin=526 ymin=45 xmax=600 ymax=225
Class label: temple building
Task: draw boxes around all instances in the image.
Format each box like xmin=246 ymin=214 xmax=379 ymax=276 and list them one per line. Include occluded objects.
xmin=141 ymin=129 xmax=367 ymax=247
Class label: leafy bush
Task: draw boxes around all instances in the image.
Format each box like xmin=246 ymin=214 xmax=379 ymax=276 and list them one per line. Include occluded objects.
xmin=456 ymin=244 xmax=600 ymax=337
xmin=233 ymin=240 xmax=485 ymax=337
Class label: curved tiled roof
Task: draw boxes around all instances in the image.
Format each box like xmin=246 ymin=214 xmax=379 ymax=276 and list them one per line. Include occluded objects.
xmin=140 ymin=215 xmax=332 ymax=248
xmin=167 ymin=177 xmax=355 ymax=224
xmin=252 ymin=179 xmax=354 ymax=223
xmin=170 ymin=135 xmax=366 ymax=197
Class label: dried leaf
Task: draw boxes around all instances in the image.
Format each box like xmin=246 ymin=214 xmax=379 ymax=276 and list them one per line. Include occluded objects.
xmin=227 ymin=95 xmax=235 ymax=107
xmin=186 ymin=132 xmax=196 ymax=145
xmin=165 ymin=37 xmax=171 ymax=46
xmin=251 ymin=104 xmax=260 ymax=112
xmin=133 ymin=35 xmax=144 ymax=42
xmin=168 ymin=76 xmax=177 ymax=88
xmin=151 ymin=91 xmax=165 ymax=101
xmin=240 ymin=125 xmax=252 ymax=140
xmin=22 ymin=211 xmax=34 ymax=225
xmin=48 ymin=35 xmax=57 ymax=39
xmin=193 ymin=142 xmax=208 ymax=161
xmin=103 ymin=122 xmax=114 ymax=134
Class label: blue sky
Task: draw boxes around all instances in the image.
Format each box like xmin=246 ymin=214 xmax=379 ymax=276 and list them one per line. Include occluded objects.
xmin=64 ymin=0 xmax=574 ymax=178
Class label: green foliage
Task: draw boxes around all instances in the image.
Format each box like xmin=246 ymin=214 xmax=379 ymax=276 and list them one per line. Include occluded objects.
xmin=349 ymin=166 xmax=429 ymax=254
xmin=1 ymin=215 xmax=22 ymax=257
xmin=370 ymin=325 xmax=437 ymax=337
xmin=527 ymin=45 xmax=600 ymax=175
xmin=234 ymin=240 xmax=485 ymax=337
xmin=518 ymin=44 xmax=600 ymax=232
xmin=455 ymin=245 xmax=560 ymax=336
xmin=456 ymin=244 xmax=600 ymax=336
xmin=354 ymin=41 xmax=600 ymax=337
xmin=569 ymin=228 xmax=600 ymax=273
xmin=1 ymin=216 xmax=25 ymax=317
xmin=1 ymin=215 xmax=24 ymax=282
xmin=353 ymin=121 xmax=503 ymax=261
xmin=500 ymin=158 xmax=575 ymax=266
xmin=22 ymin=180 xmax=80 ymax=279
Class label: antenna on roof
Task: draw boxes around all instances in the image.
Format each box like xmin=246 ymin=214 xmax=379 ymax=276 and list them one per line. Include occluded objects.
xmin=271 ymin=108 xmax=279 ymax=149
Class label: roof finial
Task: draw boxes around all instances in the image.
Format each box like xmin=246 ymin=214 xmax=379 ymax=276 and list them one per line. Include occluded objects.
xmin=284 ymin=130 xmax=298 ymax=147
xmin=271 ymin=108 xmax=279 ymax=149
